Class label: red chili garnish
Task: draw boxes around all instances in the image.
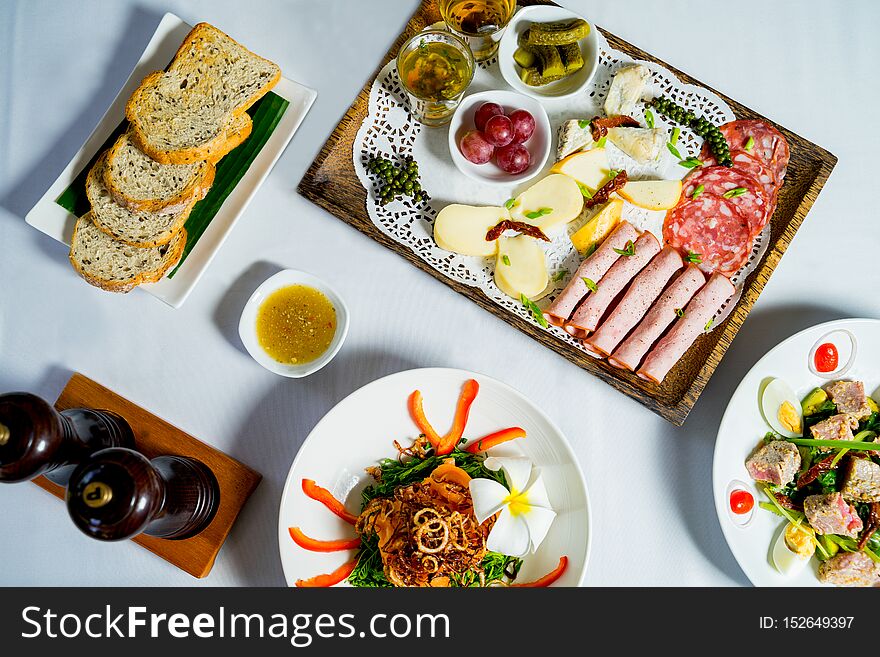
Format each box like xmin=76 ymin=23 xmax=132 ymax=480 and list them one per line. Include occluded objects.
xmin=486 ymin=220 xmax=550 ymax=242
xmin=797 ymin=454 xmax=836 ymax=489
xmin=288 ymin=527 xmax=361 ymax=552
xmin=584 ymin=170 xmax=628 ymax=209
xmin=814 ymin=342 xmax=838 ymax=373
xmin=301 ymin=479 xmax=358 ymax=525
xmin=510 ymin=556 xmax=568 ymax=587
xmin=295 ymin=559 xmax=357 ymax=588
xmin=464 ymin=427 xmax=527 ymax=453
xmin=589 ymin=115 xmax=640 ymax=142
xmin=729 ymin=489 xmax=754 ymax=515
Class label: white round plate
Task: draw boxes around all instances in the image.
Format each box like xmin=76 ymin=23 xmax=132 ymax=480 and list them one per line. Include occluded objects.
xmin=713 ymin=318 xmax=880 ymax=587
xmin=238 ymin=269 xmax=350 ymax=378
xmin=498 ymin=5 xmax=599 ymax=100
xmin=448 ymin=89 xmax=551 ymax=186
xmin=278 ymin=368 xmax=591 ymax=586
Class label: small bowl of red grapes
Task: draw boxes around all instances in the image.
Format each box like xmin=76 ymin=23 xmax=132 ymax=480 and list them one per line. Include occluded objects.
xmin=448 ymin=90 xmax=551 ymax=186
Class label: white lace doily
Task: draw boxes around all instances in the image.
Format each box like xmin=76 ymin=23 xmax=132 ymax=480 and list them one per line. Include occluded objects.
xmin=354 ymin=24 xmax=762 ymax=352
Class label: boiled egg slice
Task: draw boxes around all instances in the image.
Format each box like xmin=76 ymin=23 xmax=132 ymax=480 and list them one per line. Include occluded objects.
xmin=771 ymin=522 xmax=815 ymax=576
xmin=761 ymin=378 xmax=803 ymax=438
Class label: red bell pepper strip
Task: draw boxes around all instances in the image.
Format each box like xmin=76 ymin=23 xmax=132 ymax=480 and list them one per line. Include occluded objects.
xmin=301 ymin=479 xmax=358 ymax=525
xmin=464 ymin=426 xmax=526 ymax=454
xmin=510 ymin=556 xmax=568 ymax=587
xmin=437 ymin=379 xmax=480 ymax=455
xmin=288 ymin=527 xmax=361 ymax=552
xmin=295 ymin=559 xmax=357 ymax=588
xmin=408 ymin=390 xmax=444 ymax=451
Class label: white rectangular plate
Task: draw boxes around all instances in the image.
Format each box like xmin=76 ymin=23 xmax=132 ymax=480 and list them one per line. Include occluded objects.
xmin=25 ymin=13 xmax=317 ymax=308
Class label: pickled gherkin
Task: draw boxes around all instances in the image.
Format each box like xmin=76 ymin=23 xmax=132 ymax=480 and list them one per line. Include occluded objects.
xmin=533 ymin=45 xmax=565 ymax=79
xmin=558 ymin=43 xmax=583 ymax=75
xmin=526 ymin=19 xmax=590 ymax=46
xmin=513 ymin=47 xmax=536 ymax=68
xmin=519 ymin=67 xmax=568 ymax=87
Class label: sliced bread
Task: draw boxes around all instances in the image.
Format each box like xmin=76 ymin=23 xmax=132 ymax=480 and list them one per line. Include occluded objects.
xmin=126 ymin=23 xmax=280 ymax=165
xmin=86 ymin=153 xmax=193 ymax=247
xmin=103 ymin=132 xmax=216 ymax=214
xmin=69 ymin=213 xmax=186 ymax=293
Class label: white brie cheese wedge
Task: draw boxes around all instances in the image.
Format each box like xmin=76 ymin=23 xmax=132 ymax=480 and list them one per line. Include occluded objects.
xmin=556 ymin=120 xmax=593 ymax=161
xmin=606 ymin=127 xmax=665 ymax=163
xmin=604 ymin=64 xmax=651 ymax=118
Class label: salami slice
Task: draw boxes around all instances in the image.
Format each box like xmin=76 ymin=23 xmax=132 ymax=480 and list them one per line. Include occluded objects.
xmin=663 ymin=194 xmax=751 ymax=276
xmin=703 ymin=120 xmax=789 ymax=182
xmin=682 ymin=166 xmax=769 ymax=237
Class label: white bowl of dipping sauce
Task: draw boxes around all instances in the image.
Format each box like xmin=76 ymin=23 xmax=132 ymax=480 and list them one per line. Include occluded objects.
xmin=238 ymin=269 xmax=350 ymax=378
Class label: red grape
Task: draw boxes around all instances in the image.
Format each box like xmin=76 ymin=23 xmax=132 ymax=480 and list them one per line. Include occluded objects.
xmin=474 ymin=102 xmax=504 ymax=131
xmin=508 ymin=109 xmax=536 ymax=144
xmin=459 ymin=130 xmax=494 ymax=164
xmin=496 ymin=143 xmax=531 ymax=174
xmin=483 ymin=114 xmax=514 ymax=147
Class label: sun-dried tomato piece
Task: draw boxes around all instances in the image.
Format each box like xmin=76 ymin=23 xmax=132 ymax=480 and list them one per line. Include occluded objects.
xmin=485 ymin=220 xmax=550 ymax=242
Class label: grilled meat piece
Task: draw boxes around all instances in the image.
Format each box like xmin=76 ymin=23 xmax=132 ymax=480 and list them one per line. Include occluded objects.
xmin=826 ymin=381 xmax=872 ymax=420
xmin=745 ymin=440 xmax=801 ymax=486
xmin=818 ymin=551 xmax=880 ymax=587
xmin=841 ymin=457 xmax=880 ymax=503
xmin=804 ymin=492 xmax=863 ymax=538
xmin=810 ymin=413 xmax=858 ymax=441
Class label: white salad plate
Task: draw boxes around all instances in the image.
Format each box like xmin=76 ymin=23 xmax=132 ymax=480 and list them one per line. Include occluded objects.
xmin=25 ymin=12 xmax=317 ymax=308
xmin=498 ymin=4 xmax=599 ymax=100
xmin=448 ymin=89 xmax=551 ymax=186
xmin=713 ymin=318 xmax=880 ymax=587
xmin=238 ymin=269 xmax=349 ymax=378
xmin=278 ymin=368 xmax=591 ymax=587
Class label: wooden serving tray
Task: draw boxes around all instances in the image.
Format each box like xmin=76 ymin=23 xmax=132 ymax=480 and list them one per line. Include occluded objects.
xmin=297 ymin=0 xmax=836 ymax=425
xmin=33 ymin=373 xmax=261 ymax=578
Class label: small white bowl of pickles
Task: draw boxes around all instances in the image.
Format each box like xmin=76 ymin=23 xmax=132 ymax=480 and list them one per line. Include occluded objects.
xmin=498 ymin=5 xmax=599 ymax=100
xmin=238 ymin=269 xmax=350 ymax=378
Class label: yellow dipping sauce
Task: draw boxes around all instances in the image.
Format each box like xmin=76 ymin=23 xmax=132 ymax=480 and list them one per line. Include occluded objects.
xmin=256 ymin=285 xmax=336 ymax=365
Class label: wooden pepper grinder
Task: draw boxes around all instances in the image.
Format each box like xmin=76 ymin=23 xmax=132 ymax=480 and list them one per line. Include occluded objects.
xmin=66 ymin=448 xmax=220 ymax=541
xmin=0 ymin=392 xmax=136 ymax=486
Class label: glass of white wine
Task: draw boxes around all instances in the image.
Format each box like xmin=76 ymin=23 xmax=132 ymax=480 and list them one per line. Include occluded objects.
xmin=397 ymin=30 xmax=475 ymax=127
xmin=440 ymin=0 xmax=517 ymax=62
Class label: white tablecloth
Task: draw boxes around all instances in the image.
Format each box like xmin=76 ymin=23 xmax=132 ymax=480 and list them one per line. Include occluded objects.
xmin=1 ymin=0 xmax=878 ymax=586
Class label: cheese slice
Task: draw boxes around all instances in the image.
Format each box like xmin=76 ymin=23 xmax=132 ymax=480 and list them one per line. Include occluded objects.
xmin=556 ymin=120 xmax=593 ymax=161
xmin=604 ymin=64 xmax=650 ymax=117
xmin=606 ymin=127 xmax=665 ymax=163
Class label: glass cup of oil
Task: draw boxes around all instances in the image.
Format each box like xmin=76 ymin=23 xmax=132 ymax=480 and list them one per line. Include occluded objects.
xmin=397 ymin=29 xmax=475 ymax=127
xmin=440 ymin=0 xmax=516 ymax=62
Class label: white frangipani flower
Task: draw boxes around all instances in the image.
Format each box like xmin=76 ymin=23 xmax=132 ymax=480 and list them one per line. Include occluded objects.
xmin=468 ymin=457 xmax=556 ymax=558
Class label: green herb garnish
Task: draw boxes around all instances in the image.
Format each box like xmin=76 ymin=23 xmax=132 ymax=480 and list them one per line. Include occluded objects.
xmin=577 ymin=183 xmax=593 ymax=198
xmin=685 ymin=251 xmax=702 ymax=263
xmin=583 ymin=277 xmax=598 ymax=293
xmin=782 ymin=438 xmax=880 ymax=452
xmin=691 ymin=184 xmax=704 ymax=199
xmin=670 ymin=126 xmax=681 ymax=146
xmin=504 ymin=198 xmax=517 ymax=210
xmin=722 ymin=187 xmax=747 ymax=198
xmin=744 ymin=136 xmax=755 ymax=152
xmin=552 ymin=270 xmax=566 ymax=282
xmin=524 ymin=208 xmax=553 ymax=219
xmin=585 ymin=243 xmax=598 ymax=257
xmin=595 ymin=136 xmax=607 ymax=148
xmin=666 ymin=142 xmax=683 ymax=159
xmin=578 ymin=119 xmax=590 ymax=129
xmin=502 ymin=255 xmax=511 ymax=266
xmin=521 ymin=294 xmax=549 ymax=327
xmin=679 ymin=156 xmax=703 ymax=169
xmin=704 ymin=317 xmax=714 ymax=331
xmin=613 ymin=240 xmax=636 ymax=257
xmin=675 ymin=307 xmax=685 ymax=318
xmin=645 ymin=108 xmax=655 ymax=129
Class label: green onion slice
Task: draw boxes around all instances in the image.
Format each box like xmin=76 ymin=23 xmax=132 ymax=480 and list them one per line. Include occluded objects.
xmin=666 ymin=142 xmax=683 ymax=159
xmin=744 ymin=136 xmax=755 ymax=152
xmin=722 ymin=187 xmax=748 ymax=198
xmin=502 ymin=255 xmax=511 ymax=266
xmin=691 ymin=184 xmax=704 ymax=199
xmin=521 ymin=294 xmax=549 ymax=328
xmin=645 ymin=108 xmax=655 ymax=129
xmin=582 ymin=277 xmax=598 ymax=293
xmin=613 ymin=240 xmax=636 ymax=257
xmin=670 ymin=126 xmax=681 ymax=146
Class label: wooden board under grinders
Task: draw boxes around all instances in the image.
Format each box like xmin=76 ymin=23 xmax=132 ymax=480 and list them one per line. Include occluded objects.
xmin=297 ymin=0 xmax=837 ymax=425
xmin=32 ymin=373 xmax=261 ymax=578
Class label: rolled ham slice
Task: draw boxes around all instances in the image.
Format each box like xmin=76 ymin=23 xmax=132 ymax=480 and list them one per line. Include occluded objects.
xmin=636 ymin=272 xmax=735 ymax=384
xmin=608 ymin=265 xmax=706 ymax=371
xmin=585 ymin=247 xmax=684 ymax=357
xmin=564 ymin=231 xmax=660 ymax=338
xmin=543 ymin=221 xmax=640 ymax=326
